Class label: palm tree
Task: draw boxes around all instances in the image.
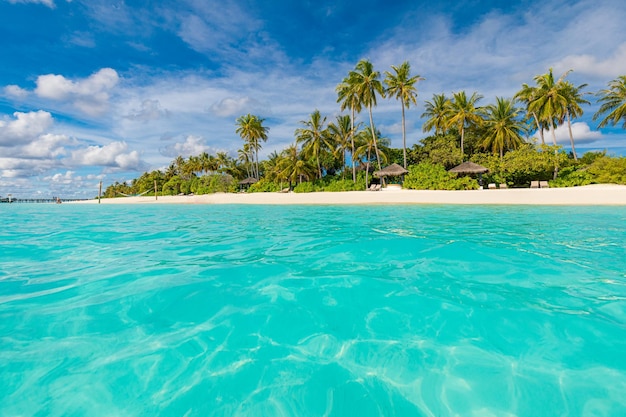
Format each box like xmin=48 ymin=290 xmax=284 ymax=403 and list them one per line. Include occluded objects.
xmin=235 ymin=114 xmax=269 ymax=179
xmin=350 ymin=59 xmax=385 ymax=171
xmin=447 ymin=91 xmax=484 ymax=157
xmin=593 ymin=75 xmax=626 ymax=129
xmin=514 ymin=83 xmax=545 ymax=144
xmin=295 ymin=110 xmax=330 ymax=179
xmin=384 ymin=61 xmax=424 ymax=168
xmin=278 ymin=144 xmax=316 ymax=186
xmin=561 ymin=81 xmax=589 ymax=161
xmin=421 ymin=93 xmax=451 ymax=135
xmin=528 ymin=68 xmax=570 ymax=147
xmin=354 ymin=129 xmax=389 ymax=189
xmin=481 ymin=97 xmax=527 ymax=159
xmin=336 ymin=76 xmax=363 ymax=182
xmin=327 ymin=115 xmax=355 ymax=180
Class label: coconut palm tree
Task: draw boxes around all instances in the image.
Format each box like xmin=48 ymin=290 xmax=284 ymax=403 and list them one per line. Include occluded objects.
xmin=593 ymin=75 xmax=626 ymax=129
xmin=354 ymin=129 xmax=390 ymax=189
xmin=278 ymin=144 xmax=316 ymax=186
xmin=561 ymin=81 xmax=589 ymax=161
xmin=336 ymin=76 xmax=363 ymax=182
xmin=421 ymin=93 xmax=451 ymax=135
xmin=350 ymin=59 xmax=385 ymax=171
xmin=528 ymin=68 xmax=570 ymax=147
xmin=295 ymin=109 xmax=332 ymax=179
xmin=447 ymin=91 xmax=484 ymax=157
xmin=327 ymin=115 xmax=355 ymax=179
xmin=384 ymin=61 xmax=424 ymax=168
xmin=514 ymin=83 xmax=545 ymax=144
xmin=235 ymin=114 xmax=269 ymax=179
xmin=481 ymin=97 xmax=527 ymax=159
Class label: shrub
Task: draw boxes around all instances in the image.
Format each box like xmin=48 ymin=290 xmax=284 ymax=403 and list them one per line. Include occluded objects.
xmin=404 ymin=162 xmax=479 ymax=190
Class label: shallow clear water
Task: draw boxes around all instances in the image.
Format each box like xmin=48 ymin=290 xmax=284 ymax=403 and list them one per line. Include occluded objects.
xmin=1 ymin=204 xmax=625 ymax=417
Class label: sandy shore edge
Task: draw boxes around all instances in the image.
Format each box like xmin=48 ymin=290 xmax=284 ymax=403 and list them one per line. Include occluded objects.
xmin=69 ymin=184 xmax=626 ymax=205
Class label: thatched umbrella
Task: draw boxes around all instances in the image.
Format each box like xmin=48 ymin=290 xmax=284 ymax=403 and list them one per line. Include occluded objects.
xmin=448 ymin=161 xmax=489 ymax=174
xmin=449 ymin=161 xmax=489 ymax=187
xmin=373 ymin=163 xmax=409 ymax=187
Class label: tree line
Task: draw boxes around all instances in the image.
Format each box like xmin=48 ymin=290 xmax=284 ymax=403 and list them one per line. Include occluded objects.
xmin=103 ymin=65 xmax=626 ymax=197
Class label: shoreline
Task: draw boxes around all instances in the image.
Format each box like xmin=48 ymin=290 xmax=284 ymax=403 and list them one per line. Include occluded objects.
xmin=69 ymin=184 xmax=626 ymax=206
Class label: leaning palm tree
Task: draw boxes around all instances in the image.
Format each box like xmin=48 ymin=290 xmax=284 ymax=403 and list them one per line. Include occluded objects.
xmin=421 ymin=93 xmax=451 ymax=135
xmin=235 ymin=114 xmax=269 ymax=179
xmin=354 ymin=129 xmax=390 ymax=189
xmin=560 ymin=81 xmax=589 ymax=161
xmin=336 ymin=76 xmax=363 ymax=182
xmin=447 ymin=91 xmax=484 ymax=157
xmin=593 ymin=75 xmax=626 ymax=129
xmin=350 ymin=59 xmax=385 ymax=171
xmin=278 ymin=144 xmax=316 ymax=186
xmin=514 ymin=83 xmax=545 ymax=144
xmin=481 ymin=97 xmax=527 ymax=159
xmin=295 ymin=109 xmax=331 ymax=179
xmin=384 ymin=61 xmax=424 ymax=168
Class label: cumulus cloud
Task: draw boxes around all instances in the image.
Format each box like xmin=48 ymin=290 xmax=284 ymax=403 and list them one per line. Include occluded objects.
xmin=535 ymin=122 xmax=603 ymax=145
xmin=35 ymin=68 xmax=119 ymax=115
xmin=210 ymin=96 xmax=261 ymax=117
xmin=3 ymin=85 xmax=29 ymax=99
xmin=124 ymin=99 xmax=170 ymax=122
xmin=6 ymin=0 xmax=54 ymax=7
xmin=0 ymin=111 xmax=54 ymax=146
xmin=70 ymin=141 xmax=142 ymax=170
xmin=161 ymin=135 xmax=211 ymax=158
xmin=554 ymin=43 xmax=626 ymax=79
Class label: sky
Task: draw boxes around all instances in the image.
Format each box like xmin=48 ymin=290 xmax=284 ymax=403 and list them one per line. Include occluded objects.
xmin=1 ymin=0 xmax=626 ymax=198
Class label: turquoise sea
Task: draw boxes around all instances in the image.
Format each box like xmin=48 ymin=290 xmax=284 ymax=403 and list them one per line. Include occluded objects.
xmin=1 ymin=204 xmax=626 ymax=417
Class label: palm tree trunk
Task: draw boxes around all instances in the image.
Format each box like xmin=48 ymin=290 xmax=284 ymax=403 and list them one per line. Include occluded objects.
xmin=351 ymin=106 xmax=356 ymax=183
xmin=533 ymin=112 xmax=545 ymax=145
xmin=549 ymin=121 xmax=557 ymax=146
xmin=566 ymin=111 xmax=578 ymax=161
xmin=460 ymin=127 xmax=465 ymax=159
xmin=368 ymin=106 xmax=382 ymax=171
xmin=401 ymin=101 xmax=407 ymax=169
xmin=317 ymin=156 xmax=322 ymax=179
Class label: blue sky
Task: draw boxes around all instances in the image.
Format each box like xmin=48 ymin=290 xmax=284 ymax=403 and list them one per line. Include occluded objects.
xmin=1 ymin=0 xmax=626 ymax=198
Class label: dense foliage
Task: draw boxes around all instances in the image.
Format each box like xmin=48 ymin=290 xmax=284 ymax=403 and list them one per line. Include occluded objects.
xmin=103 ymin=64 xmax=626 ymax=197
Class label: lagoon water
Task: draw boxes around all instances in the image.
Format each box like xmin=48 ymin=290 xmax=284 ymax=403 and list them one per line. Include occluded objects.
xmin=1 ymin=204 xmax=626 ymax=416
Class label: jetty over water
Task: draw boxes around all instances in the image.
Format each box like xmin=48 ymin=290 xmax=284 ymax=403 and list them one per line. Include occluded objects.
xmin=0 ymin=197 xmax=89 ymax=203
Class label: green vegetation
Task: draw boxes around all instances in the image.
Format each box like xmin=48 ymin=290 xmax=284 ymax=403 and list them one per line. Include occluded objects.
xmin=103 ymin=67 xmax=626 ymax=197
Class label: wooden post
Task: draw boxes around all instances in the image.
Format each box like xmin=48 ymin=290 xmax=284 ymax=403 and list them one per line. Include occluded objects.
xmin=98 ymin=181 xmax=102 ymax=204
xmin=154 ymin=180 xmax=158 ymax=200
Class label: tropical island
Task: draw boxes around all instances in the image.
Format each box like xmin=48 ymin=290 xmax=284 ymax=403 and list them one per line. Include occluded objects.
xmin=101 ymin=61 xmax=626 ymax=199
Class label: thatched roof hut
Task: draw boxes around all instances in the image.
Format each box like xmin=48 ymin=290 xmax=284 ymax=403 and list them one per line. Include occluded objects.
xmin=373 ymin=163 xmax=409 ymax=177
xmin=238 ymin=177 xmax=258 ymax=185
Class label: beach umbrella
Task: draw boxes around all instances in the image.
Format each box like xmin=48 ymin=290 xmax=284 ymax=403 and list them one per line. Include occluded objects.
xmin=449 ymin=161 xmax=489 ymax=187
xmin=238 ymin=177 xmax=258 ymax=185
xmin=373 ymin=163 xmax=409 ymax=177
xmin=448 ymin=161 xmax=489 ymax=174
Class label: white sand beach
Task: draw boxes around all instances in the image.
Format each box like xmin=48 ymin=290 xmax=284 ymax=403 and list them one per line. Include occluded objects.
xmin=71 ymin=184 xmax=626 ymax=205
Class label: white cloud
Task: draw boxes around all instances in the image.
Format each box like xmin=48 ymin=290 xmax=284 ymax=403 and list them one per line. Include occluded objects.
xmin=554 ymin=43 xmax=626 ymax=79
xmin=0 ymin=111 xmax=53 ymax=146
xmin=124 ymin=99 xmax=170 ymax=122
xmin=3 ymin=85 xmax=29 ymax=99
xmin=35 ymin=68 xmax=119 ymax=115
xmin=70 ymin=141 xmax=142 ymax=170
xmin=7 ymin=0 xmax=54 ymax=7
xmin=161 ymin=135 xmax=211 ymax=158
xmin=535 ymin=122 xmax=603 ymax=145
xmin=210 ymin=97 xmax=260 ymax=117
xmin=21 ymin=133 xmax=72 ymax=158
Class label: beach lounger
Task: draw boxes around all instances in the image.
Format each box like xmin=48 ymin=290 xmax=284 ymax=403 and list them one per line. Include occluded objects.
xmin=279 ymin=187 xmax=290 ymax=193
xmin=499 ymin=183 xmax=508 ymax=189
xmin=539 ymin=181 xmax=549 ymax=188
xmin=530 ymin=181 xmax=539 ymax=188
xmin=488 ymin=183 xmax=496 ymax=189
